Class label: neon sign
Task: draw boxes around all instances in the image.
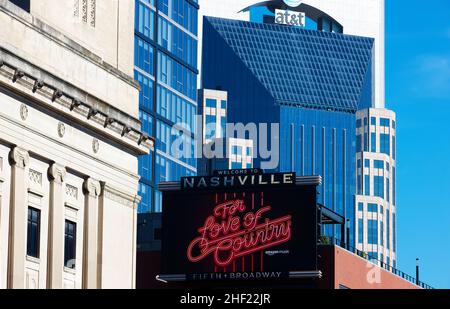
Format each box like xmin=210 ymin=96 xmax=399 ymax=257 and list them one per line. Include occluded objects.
xmin=187 ymin=199 xmax=292 ymax=267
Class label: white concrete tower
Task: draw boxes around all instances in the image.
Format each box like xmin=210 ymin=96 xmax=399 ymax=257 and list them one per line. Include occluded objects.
xmin=355 ymin=108 xmax=396 ymax=269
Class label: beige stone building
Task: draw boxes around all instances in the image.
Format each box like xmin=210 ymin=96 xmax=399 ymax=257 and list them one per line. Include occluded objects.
xmin=0 ymin=0 xmax=153 ymax=289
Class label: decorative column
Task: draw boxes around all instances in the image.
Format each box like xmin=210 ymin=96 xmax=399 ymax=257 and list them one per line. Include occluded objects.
xmin=7 ymin=147 xmax=30 ymax=289
xmin=47 ymin=163 xmax=67 ymax=289
xmin=82 ymin=178 xmax=101 ymax=289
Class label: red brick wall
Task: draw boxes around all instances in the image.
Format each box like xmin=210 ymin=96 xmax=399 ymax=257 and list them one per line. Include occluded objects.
xmin=333 ymin=247 xmax=419 ymax=289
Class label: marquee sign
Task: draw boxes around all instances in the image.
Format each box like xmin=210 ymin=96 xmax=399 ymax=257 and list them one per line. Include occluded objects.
xmin=181 ymin=171 xmax=295 ymax=190
xmin=160 ymin=171 xmax=318 ymax=282
xmin=187 ymin=199 xmax=292 ymax=267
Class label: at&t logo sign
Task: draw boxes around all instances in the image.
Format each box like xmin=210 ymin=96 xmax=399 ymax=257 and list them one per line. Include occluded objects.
xmin=275 ymin=0 xmax=305 ymax=27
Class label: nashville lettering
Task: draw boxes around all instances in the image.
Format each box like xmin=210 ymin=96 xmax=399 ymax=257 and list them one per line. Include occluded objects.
xmin=182 ymin=172 xmax=295 ymax=190
xmin=187 ymin=199 xmax=292 ymax=267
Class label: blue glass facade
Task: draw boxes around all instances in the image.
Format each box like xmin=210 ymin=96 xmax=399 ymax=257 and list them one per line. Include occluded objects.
xmin=202 ymin=17 xmax=374 ymax=246
xmin=203 ymin=17 xmax=374 ymax=113
xmin=134 ymin=0 xmax=198 ymax=213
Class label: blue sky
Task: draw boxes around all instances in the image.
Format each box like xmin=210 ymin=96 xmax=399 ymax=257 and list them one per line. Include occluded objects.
xmin=386 ymin=0 xmax=450 ymax=288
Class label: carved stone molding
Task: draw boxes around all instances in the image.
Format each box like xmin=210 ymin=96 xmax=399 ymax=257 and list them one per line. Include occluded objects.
xmin=48 ymin=163 xmax=67 ymax=184
xmin=101 ymin=182 xmax=141 ymax=209
xmin=92 ymin=139 xmax=99 ymax=153
xmin=65 ymin=184 xmax=79 ymax=199
xmin=20 ymin=104 xmax=28 ymax=121
xmin=9 ymin=147 xmax=30 ymax=169
xmin=57 ymin=122 xmax=66 ymax=138
xmin=83 ymin=178 xmax=101 ymax=197
xmin=29 ymin=169 xmax=43 ymax=186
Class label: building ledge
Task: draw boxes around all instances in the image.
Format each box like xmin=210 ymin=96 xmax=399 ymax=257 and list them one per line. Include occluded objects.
xmin=0 ymin=48 xmax=153 ymax=155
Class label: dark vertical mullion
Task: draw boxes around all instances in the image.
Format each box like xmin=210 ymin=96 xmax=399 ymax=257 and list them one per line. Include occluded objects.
xmin=322 ymin=127 xmax=326 ymax=207
xmin=290 ymin=123 xmax=295 ymax=171
xmin=151 ymin=1 xmax=159 ymax=212
xmin=301 ymin=125 xmax=304 ymax=176
xmin=332 ymin=128 xmax=336 ymax=239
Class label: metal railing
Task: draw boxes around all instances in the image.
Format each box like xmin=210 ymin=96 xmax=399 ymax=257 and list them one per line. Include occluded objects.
xmin=318 ymin=237 xmax=434 ymax=289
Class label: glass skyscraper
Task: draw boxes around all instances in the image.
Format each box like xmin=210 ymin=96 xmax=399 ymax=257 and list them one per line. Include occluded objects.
xmin=202 ymin=16 xmax=374 ymax=246
xmin=134 ymin=0 xmax=199 ymax=213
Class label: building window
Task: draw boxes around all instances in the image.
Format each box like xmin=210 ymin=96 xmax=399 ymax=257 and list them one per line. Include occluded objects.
xmin=386 ymin=210 xmax=390 ymax=250
xmin=358 ymin=202 xmax=363 ymax=211
xmin=393 ymin=167 xmax=396 ymax=205
xmin=368 ymin=252 xmax=378 ymax=261
xmin=380 ymin=134 xmax=390 ymax=155
xmin=374 ymin=160 xmax=384 ymax=169
xmin=356 ymin=134 xmax=362 ymax=152
xmin=371 ymin=133 xmax=376 ymax=152
xmin=367 ymin=220 xmax=378 ymax=245
xmin=380 ymin=219 xmax=384 ymax=246
xmin=364 ymin=132 xmax=368 ymax=152
xmin=368 ymin=203 xmax=377 ymax=212
xmin=27 ymin=207 xmax=41 ymax=258
xmin=374 ymin=176 xmax=384 ymax=198
xmin=371 ymin=117 xmax=376 ymax=126
xmin=364 ymin=175 xmax=370 ymax=196
xmin=9 ymin=0 xmax=30 ymax=12
xmin=364 ymin=159 xmax=370 ymax=168
xmin=220 ymin=116 xmax=226 ymax=138
xmin=357 ymin=175 xmax=363 ymax=195
xmin=392 ymin=136 xmax=396 ymax=160
xmin=386 ymin=178 xmax=390 ymax=202
xmin=356 ymin=119 xmax=362 ymax=128
xmin=64 ymin=220 xmax=77 ymax=269
xmin=221 ymin=100 xmax=227 ymax=109
xmin=205 ymin=115 xmax=216 ymax=140
xmin=206 ymin=99 xmax=216 ymax=109
xmin=138 ymin=182 xmax=153 ymax=213
xmin=380 ymin=118 xmax=390 ymax=127
xmin=393 ymin=213 xmax=396 ymax=253
xmin=358 ymin=219 xmax=364 ymax=244
xmin=231 ymin=161 xmax=242 ymax=170
xmin=232 ymin=146 xmax=242 ymax=156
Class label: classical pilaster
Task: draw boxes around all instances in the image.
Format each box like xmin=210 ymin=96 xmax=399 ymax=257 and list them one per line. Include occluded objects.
xmin=7 ymin=147 xmax=30 ymax=289
xmin=82 ymin=178 xmax=101 ymax=289
xmin=47 ymin=163 xmax=67 ymax=289
xmin=100 ymin=182 xmax=140 ymax=288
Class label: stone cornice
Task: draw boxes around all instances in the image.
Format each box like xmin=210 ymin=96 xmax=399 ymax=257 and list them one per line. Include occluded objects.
xmin=0 ymin=49 xmax=154 ymax=155
xmin=101 ymin=182 xmax=141 ymax=210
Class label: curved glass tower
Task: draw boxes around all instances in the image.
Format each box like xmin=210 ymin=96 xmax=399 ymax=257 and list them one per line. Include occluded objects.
xmin=134 ymin=0 xmax=199 ymax=213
